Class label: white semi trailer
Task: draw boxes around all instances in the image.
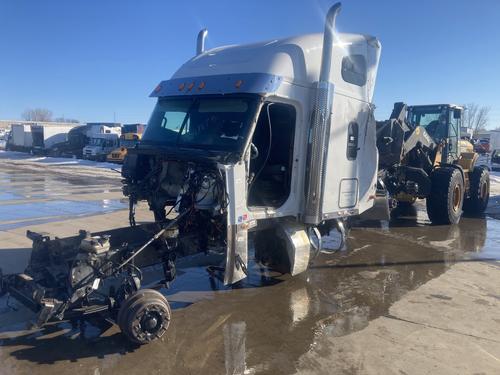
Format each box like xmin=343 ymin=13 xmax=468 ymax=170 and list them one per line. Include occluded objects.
xmin=8 ymin=124 xmax=33 ymax=151
xmin=31 ymin=123 xmax=79 ymax=153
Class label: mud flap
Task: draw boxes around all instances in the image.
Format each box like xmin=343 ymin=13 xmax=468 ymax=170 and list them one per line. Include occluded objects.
xmin=223 ymin=163 xmax=249 ymax=285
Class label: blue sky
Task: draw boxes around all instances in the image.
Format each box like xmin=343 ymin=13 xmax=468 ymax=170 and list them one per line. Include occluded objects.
xmin=1 ymin=0 xmax=499 ymax=126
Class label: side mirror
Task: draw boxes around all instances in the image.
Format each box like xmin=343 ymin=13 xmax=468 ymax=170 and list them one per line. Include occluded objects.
xmin=453 ymin=109 xmax=461 ymax=119
xmin=250 ymin=143 xmax=259 ymax=160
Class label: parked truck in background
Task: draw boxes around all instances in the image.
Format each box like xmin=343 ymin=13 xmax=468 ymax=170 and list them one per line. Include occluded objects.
xmin=31 ymin=123 xmax=79 ymax=154
xmin=49 ymin=125 xmax=89 ymax=158
xmin=0 ymin=128 xmax=8 ymax=149
xmin=6 ymin=124 xmax=33 ymax=152
xmin=83 ymin=131 xmax=121 ymax=161
xmin=488 ymin=130 xmax=500 ymax=153
xmin=489 ymin=130 xmax=500 ymax=170
xmin=474 ymin=138 xmax=490 ymax=154
xmin=106 ymin=123 xmax=145 ymax=163
xmin=49 ymin=123 xmax=121 ymax=158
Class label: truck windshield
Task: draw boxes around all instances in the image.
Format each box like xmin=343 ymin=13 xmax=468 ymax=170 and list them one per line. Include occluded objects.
xmin=142 ymin=95 xmax=260 ymax=152
xmin=90 ymin=138 xmax=104 ymax=146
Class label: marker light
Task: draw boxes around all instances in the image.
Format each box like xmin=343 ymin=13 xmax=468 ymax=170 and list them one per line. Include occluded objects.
xmin=187 ymin=82 xmax=195 ymax=91
xmin=198 ymin=81 xmax=206 ymax=90
xmin=235 ymin=80 xmax=243 ymax=89
xmin=178 ymin=83 xmax=186 ymax=91
xmin=154 ymin=84 xmax=162 ymax=92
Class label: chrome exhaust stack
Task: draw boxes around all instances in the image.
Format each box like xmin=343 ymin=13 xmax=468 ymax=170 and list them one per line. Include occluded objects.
xmin=196 ymin=28 xmax=208 ymax=55
xmin=319 ymin=3 xmax=341 ymax=83
xmin=304 ymin=2 xmax=342 ymax=225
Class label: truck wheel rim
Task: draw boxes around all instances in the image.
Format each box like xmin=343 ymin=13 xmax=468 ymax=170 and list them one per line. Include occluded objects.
xmin=132 ymin=304 xmax=170 ymax=342
xmin=453 ymin=185 xmax=462 ymax=212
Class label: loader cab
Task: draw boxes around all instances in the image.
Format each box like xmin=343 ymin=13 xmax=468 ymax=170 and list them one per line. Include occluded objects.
xmin=407 ymin=104 xmax=463 ymax=163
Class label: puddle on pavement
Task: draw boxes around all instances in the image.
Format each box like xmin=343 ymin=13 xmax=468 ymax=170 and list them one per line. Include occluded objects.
xmin=0 ymin=207 xmax=497 ymax=374
xmin=0 ymin=192 xmax=23 ymax=201
xmin=475 ymin=216 xmax=500 ymax=259
xmin=0 ymin=200 xmax=127 ymax=230
xmin=0 ymin=169 xmax=126 ymax=229
xmin=0 ymin=169 xmax=119 ymax=202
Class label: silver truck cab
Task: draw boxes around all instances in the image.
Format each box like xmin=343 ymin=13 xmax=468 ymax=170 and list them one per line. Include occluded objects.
xmin=122 ymin=3 xmax=382 ymax=284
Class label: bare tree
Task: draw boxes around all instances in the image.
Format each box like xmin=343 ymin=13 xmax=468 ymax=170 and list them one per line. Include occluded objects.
xmin=54 ymin=117 xmax=79 ymax=123
xmin=463 ymin=103 xmax=490 ymax=135
xmin=21 ymin=108 xmax=53 ymax=122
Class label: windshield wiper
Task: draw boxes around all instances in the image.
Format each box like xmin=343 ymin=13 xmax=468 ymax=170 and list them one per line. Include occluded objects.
xmin=175 ymin=98 xmax=198 ymax=145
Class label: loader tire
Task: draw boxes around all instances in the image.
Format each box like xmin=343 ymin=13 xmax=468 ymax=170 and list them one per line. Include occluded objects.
xmin=463 ymin=166 xmax=489 ymax=214
xmin=118 ymin=289 xmax=171 ymax=345
xmin=426 ymin=167 xmax=464 ymax=225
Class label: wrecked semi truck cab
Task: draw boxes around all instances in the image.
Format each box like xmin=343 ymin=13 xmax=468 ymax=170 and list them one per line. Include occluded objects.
xmin=122 ymin=3 xmax=381 ymax=285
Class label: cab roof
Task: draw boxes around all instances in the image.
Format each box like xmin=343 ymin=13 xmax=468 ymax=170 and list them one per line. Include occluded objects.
xmin=409 ymin=104 xmax=464 ymax=111
xmin=167 ymin=32 xmax=381 ymax=102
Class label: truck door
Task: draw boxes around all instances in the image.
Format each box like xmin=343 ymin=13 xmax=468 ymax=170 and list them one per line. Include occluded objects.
xmin=321 ymin=96 xmax=375 ymax=216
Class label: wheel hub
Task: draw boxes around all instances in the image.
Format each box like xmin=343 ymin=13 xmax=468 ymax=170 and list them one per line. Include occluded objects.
xmin=140 ymin=310 xmax=162 ymax=334
xmin=143 ymin=315 xmax=158 ymax=331
xmin=131 ymin=303 xmax=171 ymax=343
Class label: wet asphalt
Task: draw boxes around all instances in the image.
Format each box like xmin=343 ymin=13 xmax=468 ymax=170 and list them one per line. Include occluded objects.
xmin=0 ymin=163 xmax=499 ymax=374
xmin=0 ymin=167 xmax=126 ymax=231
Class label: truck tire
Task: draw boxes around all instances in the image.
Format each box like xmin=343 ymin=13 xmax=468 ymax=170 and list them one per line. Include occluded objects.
xmin=117 ymin=289 xmax=150 ymax=330
xmin=426 ymin=167 xmax=464 ymax=225
xmin=118 ymin=289 xmax=171 ymax=345
xmin=463 ymin=166 xmax=489 ymax=214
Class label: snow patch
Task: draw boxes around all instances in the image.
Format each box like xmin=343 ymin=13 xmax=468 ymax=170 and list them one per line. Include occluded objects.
xmin=0 ymin=150 xmax=121 ymax=171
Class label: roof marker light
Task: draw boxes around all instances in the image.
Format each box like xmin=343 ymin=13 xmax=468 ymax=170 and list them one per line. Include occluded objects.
xmin=187 ymin=82 xmax=195 ymax=91
xmin=178 ymin=83 xmax=185 ymax=91
xmin=154 ymin=84 xmax=162 ymax=93
xmin=198 ymin=81 xmax=206 ymax=90
xmin=235 ymin=80 xmax=243 ymax=89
